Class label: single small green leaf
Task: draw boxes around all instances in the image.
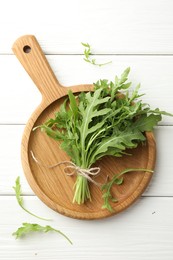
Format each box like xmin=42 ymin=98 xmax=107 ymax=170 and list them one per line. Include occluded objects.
xmin=40 ymin=125 xmax=65 ymax=141
xmin=13 ymin=176 xmax=23 ymax=205
xmin=151 ymin=108 xmax=173 ymax=117
xmin=84 ymin=49 xmax=90 ymax=58
xmin=13 ymin=177 xmax=51 ymax=221
xmin=87 ymin=121 xmax=105 ymax=135
xmin=83 ymin=58 xmax=91 ymax=63
xmin=132 ymin=114 xmax=162 ymax=132
xmin=121 ymin=82 xmax=132 ymax=89
xmin=119 ymin=67 xmax=130 ymax=84
xmin=102 ymin=203 xmax=114 ymax=212
xmin=12 ymin=223 xmax=72 ymax=244
xmin=81 ymin=42 xmax=90 ymax=48
xmin=68 ymin=90 xmax=78 ymax=119
xmin=111 ymin=198 xmax=118 ymax=202
xmin=114 ymin=177 xmax=124 ymax=185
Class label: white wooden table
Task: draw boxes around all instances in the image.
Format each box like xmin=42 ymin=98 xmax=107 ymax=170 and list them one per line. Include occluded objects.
xmin=1 ymin=1 xmax=173 ymax=259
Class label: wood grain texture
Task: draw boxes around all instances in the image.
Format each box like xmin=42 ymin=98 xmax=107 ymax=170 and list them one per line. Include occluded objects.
xmin=0 ymin=125 xmax=173 ymax=196
xmin=11 ymin=35 xmax=156 ymax=219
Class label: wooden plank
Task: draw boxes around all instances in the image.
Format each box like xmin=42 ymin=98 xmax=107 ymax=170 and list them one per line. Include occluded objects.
xmin=0 ymin=55 xmax=173 ymax=124
xmin=1 ymin=0 xmax=173 ymax=54
xmin=0 ymin=125 xmax=173 ymax=196
xmin=0 ymin=196 xmax=173 ymax=260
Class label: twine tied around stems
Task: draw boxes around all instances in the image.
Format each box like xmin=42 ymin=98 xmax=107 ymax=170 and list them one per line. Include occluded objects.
xmin=30 ymin=151 xmax=101 ymax=186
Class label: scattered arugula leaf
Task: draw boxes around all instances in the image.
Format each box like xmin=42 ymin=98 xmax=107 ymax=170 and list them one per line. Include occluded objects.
xmin=81 ymin=42 xmax=112 ymax=66
xmin=101 ymin=168 xmax=153 ymax=211
xmin=13 ymin=177 xmax=51 ymax=221
xmin=12 ymin=223 xmax=72 ymax=244
xmin=37 ymin=67 xmax=173 ymax=205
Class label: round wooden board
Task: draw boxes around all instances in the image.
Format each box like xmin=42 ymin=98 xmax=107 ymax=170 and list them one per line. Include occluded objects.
xmin=12 ymin=35 xmax=156 ymax=220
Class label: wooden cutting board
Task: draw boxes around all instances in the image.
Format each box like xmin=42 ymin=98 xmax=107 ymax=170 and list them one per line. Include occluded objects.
xmin=12 ymin=35 xmax=156 ymax=220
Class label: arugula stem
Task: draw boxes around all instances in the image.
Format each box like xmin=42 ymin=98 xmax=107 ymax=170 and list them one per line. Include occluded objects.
xmin=13 ymin=177 xmax=52 ymax=221
xmin=84 ymin=59 xmax=112 ymax=67
xmin=102 ymin=168 xmax=154 ymax=211
xmin=20 ymin=205 xmax=52 ymax=221
xmin=81 ymin=42 xmax=112 ymax=67
xmin=107 ymin=168 xmax=153 ymax=192
xmin=112 ymin=168 xmax=154 ymax=184
xmin=73 ymin=175 xmax=91 ymax=204
xmin=54 ymin=229 xmax=73 ymax=245
xmin=96 ymin=61 xmax=112 ymax=67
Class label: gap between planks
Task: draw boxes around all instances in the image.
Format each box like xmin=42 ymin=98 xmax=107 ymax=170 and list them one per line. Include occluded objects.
xmin=1 ymin=194 xmax=173 ymax=198
xmin=3 ymin=53 xmax=173 ymax=56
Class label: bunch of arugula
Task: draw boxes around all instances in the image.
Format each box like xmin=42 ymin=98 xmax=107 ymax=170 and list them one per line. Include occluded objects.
xmin=38 ymin=67 xmax=172 ymax=205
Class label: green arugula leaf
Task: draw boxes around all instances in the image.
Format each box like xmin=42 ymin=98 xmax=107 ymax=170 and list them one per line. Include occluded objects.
xmin=90 ymin=129 xmax=145 ymax=164
xmin=12 ymin=223 xmax=72 ymax=244
xmin=132 ymin=114 xmax=162 ymax=132
xmin=81 ymin=42 xmax=112 ymax=66
xmin=78 ymin=88 xmax=111 ymax=166
xmin=119 ymin=67 xmax=131 ymax=84
xmin=68 ymin=90 xmax=78 ymax=119
xmin=36 ymin=67 xmax=173 ymax=205
xmin=13 ymin=177 xmax=51 ymax=221
xmin=81 ymin=42 xmax=90 ymax=48
xmin=150 ymin=108 xmax=173 ymax=117
xmin=102 ymin=168 xmax=153 ymax=211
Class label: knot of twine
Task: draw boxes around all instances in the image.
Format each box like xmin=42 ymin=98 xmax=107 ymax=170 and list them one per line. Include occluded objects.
xmin=30 ymin=151 xmax=101 ymax=186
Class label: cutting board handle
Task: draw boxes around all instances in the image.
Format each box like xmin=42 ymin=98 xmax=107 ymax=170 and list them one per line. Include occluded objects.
xmin=12 ymin=35 xmax=66 ymax=103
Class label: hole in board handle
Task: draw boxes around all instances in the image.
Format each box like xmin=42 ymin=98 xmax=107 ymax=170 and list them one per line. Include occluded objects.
xmin=23 ymin=45 xmax=31 ymax=53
